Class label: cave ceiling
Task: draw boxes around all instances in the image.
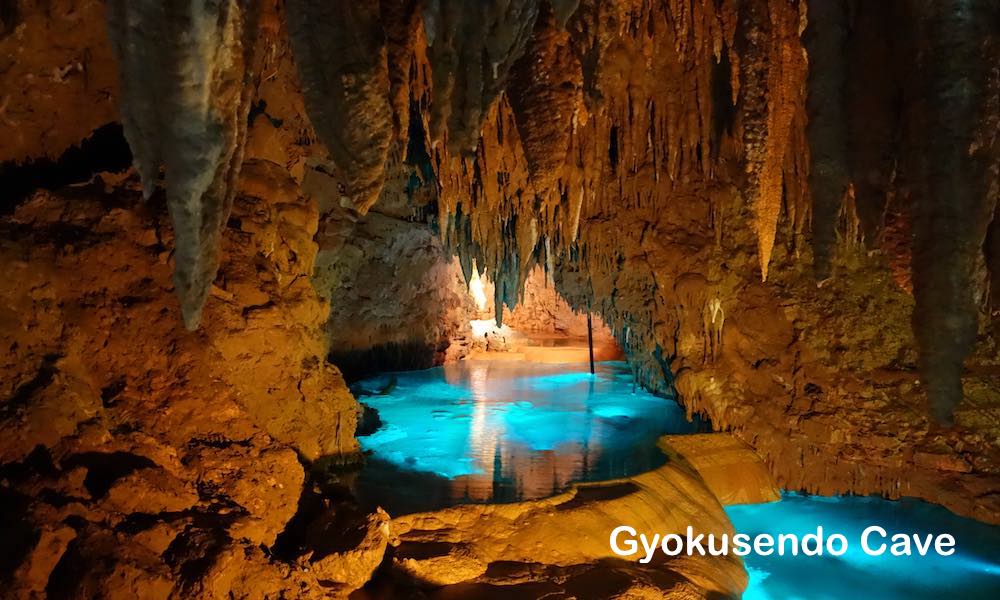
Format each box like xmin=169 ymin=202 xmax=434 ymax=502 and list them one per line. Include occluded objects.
xmin=98 ymin=0 xmax=1000 ymax=424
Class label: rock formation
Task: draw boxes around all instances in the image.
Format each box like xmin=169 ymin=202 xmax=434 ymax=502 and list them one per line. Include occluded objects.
xmin=1 ymin=0 xmax=999 ymax=596
xmin=389 ymin=436 xmax=750 ymax=597
xmin=907 ymin=0 xmax=998 ymax=426
xmin=311 ymin=169 xmax=476 ymax=380
xmin=106 ymin=0 xmax=260 ymax=330
xmin=285 ymin=0 xmax=393 ymax=214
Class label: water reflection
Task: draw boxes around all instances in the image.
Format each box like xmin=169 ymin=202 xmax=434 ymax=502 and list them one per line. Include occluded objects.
xmin=352 ymin=360 xmax=705 ymax=514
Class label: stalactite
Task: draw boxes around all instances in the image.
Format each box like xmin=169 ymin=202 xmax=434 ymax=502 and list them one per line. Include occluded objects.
xmin=738 ymin=0 xmax=807 ymax=281
xmin=381 ymin=0 xmax=424 ymax=144
xmin=422 ymin=0 xmax=539 ymax=155
xmin=804 ymin=0 xmax=848 ymax=280
xmin=106 ymin=0 xmax=259 ymax=330
xmin=909 ymin=0 xmax=999 ymax=424
xmin=508 ymin=2 xmax=583 ymax=200
xmin=286 ymin=0 xmax=393 ymax=213
xmin=846 ymin=0 xmax=905 ymax=245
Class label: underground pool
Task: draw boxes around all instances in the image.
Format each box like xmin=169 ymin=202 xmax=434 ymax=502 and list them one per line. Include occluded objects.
xmin=351 ymin=359 xmax=706 ymax=514
xmin=726 ymin=493 xmax=1000 ymax=600
xmin=351 ymin=359 xmax=1000 ymax=598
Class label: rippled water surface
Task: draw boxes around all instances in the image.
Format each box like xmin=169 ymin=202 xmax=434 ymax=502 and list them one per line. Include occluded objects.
xmin=726 ymin=493 xmax=1000 ymax=600
xmin=352 ymin=360 xmax=703 ymax=514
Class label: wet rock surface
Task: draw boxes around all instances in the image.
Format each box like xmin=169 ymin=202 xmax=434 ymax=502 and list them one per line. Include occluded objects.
xmin=659 ymin=435 xmax=780 ymax=506
xmin=385 ymin=437 xmax=748 ymax=598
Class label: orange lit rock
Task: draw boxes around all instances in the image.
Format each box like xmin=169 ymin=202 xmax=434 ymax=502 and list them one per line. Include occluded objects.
xmin=0 ymin=173 xmax=361 ymax=595
xmin=3 ymin=1 xmax=1000 ymax=597
xmin=660 ymin=434 xmax=780 ymax=506
xmin=390 ymin=438 xmax=747 ymax=596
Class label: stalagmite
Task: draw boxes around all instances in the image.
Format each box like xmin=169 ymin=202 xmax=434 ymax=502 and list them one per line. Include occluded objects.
xmin=909 ymin=0 xmax=999 ymax=424
xmin=106 ymin=0 xmax=259 ymax=330
xmin=286 ymin=0 xmax=393 ymax=213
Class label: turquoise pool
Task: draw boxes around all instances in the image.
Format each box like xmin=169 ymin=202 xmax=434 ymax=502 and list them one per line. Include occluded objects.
xmin=351 ymin=360 xmax=704 ymax=514
xmin=726 ymin=493 xmax=1000 ymax=599
xmin=349 ymin=359 xmax=1000 ymax=599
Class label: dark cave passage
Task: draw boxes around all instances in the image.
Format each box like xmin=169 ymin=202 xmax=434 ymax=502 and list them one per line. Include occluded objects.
xmin=0 ymin=123 xmax=132 ymax=214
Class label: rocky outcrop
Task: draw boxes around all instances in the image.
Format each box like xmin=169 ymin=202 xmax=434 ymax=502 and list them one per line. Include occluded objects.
xmin=0 ymin=166 xmax=363 ymax=595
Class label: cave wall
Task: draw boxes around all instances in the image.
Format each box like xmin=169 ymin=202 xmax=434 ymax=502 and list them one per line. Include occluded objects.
xmin=487 ymin=266 xmax=617 ymax=345
xmin=0 ymin=3 xmax=378 ymax=596
xmin=311 ymin=169 xmax=476 ymax=381
xmin=1 ymin=0 xmax=999 ymax=595
xmin=0 ymin=0 xmax=119 ymax=164
xmin=0 ymin=167 xmax=366 ymax=596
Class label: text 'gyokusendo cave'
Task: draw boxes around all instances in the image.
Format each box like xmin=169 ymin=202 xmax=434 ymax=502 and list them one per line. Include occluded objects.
xmin=1 ymin=1 xmax=999 ymax=599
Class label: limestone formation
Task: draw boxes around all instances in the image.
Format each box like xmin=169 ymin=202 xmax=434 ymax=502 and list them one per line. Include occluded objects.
xmin=804 ymin=0 xmax=849 ymax=280
xmin=2 ymin=0 xmax=1000 ymax=597
xmin=106 ymin=0 xmax=259 ymax=330
xmin=390 ymin=437 xmax=748 ymax=597
xmin=659 ymin=434 xmax=780 ymax=506
xmin=285 ymin=0 xmax=393 ymax=214
xmin=421 ymin=0 xmax=540 ymax=155
xmin=908 ymin=0 xmax=999 ymax=425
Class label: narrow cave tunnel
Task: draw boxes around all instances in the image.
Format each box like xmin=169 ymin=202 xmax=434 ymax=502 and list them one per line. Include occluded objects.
xmin=1 ymin=1 xmax=999 ymax=599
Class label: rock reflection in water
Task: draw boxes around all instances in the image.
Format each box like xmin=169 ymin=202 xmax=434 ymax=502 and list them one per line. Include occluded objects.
xmin=352 ymin=361 xmax=705 ymax=514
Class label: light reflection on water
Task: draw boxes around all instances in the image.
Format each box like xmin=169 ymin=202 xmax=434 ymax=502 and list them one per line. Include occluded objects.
xmin=727 ymin=493 xmax=1000 ymax=599
xmin=352 ymin=360 xmax=704 ymax=514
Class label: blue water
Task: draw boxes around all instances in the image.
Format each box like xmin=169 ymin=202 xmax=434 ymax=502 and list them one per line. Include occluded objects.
xmin=351 ymin=360 xmax=704 ymax=514
xmin=726 ymin=493 xmax=1000 ymax=599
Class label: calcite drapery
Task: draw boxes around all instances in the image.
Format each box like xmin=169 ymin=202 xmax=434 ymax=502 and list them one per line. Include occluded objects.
xmin=106 ymin=0 xmax=258 ymax=330
xmin=285 ymin=0 xmax=393 ymax=214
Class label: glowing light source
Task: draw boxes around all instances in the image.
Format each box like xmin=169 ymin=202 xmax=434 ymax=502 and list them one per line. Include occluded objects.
xmin=470 ymin=318 xmax=512 ymax=338
xmin=468 ymin=265 xmax=488 ymax=311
